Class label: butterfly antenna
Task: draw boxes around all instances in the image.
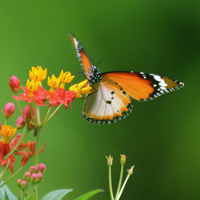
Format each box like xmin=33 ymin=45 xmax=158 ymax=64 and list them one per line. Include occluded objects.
xmin=72 ymin=71 xmax=88 ymax=80
xmin=96 ymin=59 xmax=104 ymax=68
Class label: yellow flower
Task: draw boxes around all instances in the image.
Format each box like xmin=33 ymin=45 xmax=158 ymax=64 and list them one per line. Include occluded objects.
xmin=29 ymin=66 xmax=47 ymax=84
xmin=69 ymin=79 xmax=93 ymax=98
xmin=26 ymin=79 xmax=39 ymax=97
xmin=1 ymin=124 xmax=17 ymax=144
xmin=48 ymin=74 xmax=60 ymax=93
xmin=59 ymin=70 xmax=75 ymax=89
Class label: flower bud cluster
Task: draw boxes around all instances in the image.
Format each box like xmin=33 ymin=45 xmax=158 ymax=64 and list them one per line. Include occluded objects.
xmin=28 ymin=163 xmax=46 ymax=184
xmin=17 ymin=163 xmax=46 ymax=192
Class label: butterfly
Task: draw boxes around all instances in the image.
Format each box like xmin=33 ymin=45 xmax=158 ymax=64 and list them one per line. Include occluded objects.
xmin=69 ymin=33 xmax=184 ymax=124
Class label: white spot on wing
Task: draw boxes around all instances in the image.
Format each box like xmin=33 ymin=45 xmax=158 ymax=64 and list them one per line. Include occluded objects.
xmin=153 ymin=75 xmax=167 ymax=87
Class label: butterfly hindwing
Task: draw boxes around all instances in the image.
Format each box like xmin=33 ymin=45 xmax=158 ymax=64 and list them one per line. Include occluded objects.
xmin=101 ymin=71 xmax=184 ymax=101
xmin=82 ymin=82 xmax=133 ymax=124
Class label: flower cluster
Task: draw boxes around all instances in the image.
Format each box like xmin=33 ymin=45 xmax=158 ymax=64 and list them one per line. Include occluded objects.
xmin=0 ymin=103 xmax=45 ymax=173
xmin=0 ymin=66 xmax=92 ymax=175
xmin=13 ymin=66 xmax=92 ymax=108
xmin=0 ymin=66 xmax=93 ymax=199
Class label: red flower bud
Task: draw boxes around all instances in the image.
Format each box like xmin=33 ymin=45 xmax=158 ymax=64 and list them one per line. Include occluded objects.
xmin=23 ymin=171 xmax=31 ymax=182
xmin=36 ymin=172 xmax=43 ymax=183
xmin=20 ymin=180 xmax=28 ymax=190
xmin=3 ymin=102 xmax=15 ymax=118
xmin=16 ymin=115 xmax=25 ymax=129
xmin=37 ymin=163 xmax=46 ymax=173
xmin=22 ymin=105 xmax=34 ymax=122
xmin=9 ymin=76 xmax=20 ymax=93
xmin=30 ymin=173 xmax=37 ymax=183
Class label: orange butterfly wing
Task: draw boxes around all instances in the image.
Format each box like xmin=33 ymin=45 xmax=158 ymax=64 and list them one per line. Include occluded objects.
xmin=101 ymin=71 xmax=184 ymax=101
xmin=69 ymin=33 xmax=92 ymax=78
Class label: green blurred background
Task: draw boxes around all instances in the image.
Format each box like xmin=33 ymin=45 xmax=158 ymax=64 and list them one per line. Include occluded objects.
xmin=0 ymin=0 xmax=199 ymax=199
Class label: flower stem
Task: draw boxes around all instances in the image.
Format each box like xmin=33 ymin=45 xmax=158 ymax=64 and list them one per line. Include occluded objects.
xmin=33 ymin=126 xmax=41 ymax=200
xmin=40 ymin=103 xmax=51 ymax=125
xmin=108 ymin=165 xmax=114 ymax=200
xmin=15 ymin=95 xmax=22 ymax=114
xmin=115 ymin=163 xmax=124 ymax=199
xmin=115 ymin=174 xmax=131 ymax=200
xmin=0 ymin=166 xmax=23 ymax=188
xmin=33 ymin=102 xmax=40 ymax=125
xmin=27 ymin=183 xmax=36 ymax=199
xmin=43 ymin=104 xmax=62 ymax=124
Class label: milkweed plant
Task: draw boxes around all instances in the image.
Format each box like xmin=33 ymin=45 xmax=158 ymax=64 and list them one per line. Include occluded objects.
xmin=0 ymin=66 xmax=134 ymax=200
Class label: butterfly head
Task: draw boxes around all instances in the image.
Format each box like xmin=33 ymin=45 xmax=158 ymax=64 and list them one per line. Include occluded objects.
xmin=88 ymin=66 xmax=101 ymax=85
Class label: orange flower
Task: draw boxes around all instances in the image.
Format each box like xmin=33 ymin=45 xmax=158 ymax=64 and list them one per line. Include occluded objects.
xmin=13 ymin=79 xmax=48 ymax=105
xmin=21 ymin=141 xmax=46 ymax=166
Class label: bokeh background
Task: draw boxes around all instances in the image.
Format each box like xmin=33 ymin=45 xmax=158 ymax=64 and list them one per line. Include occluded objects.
xmin=0 ymin=0 xmax=199 ymax=199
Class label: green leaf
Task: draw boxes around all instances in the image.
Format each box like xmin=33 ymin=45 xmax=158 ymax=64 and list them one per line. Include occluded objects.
xmin=5 ymin=192 xmax=9 ymax=200
xmin=0 ymin=181 xmax=17 ymax=200
xmin=74 ymin=189 xmax=103 ymax=200
xmin=41 ymin=189 xmax=73 ymax=200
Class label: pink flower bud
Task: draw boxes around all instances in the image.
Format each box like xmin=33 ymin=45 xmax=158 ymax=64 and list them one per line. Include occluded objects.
xmin=36 ymin=173 xmax=43 ymax=183
xmin=9 ymin=76 xmax=20 ymax=92
xmin=20 ymin=180 xmax=28 ymax=190
xmin=16 ymin=115 xmax=25 ymax=129
xmin=37 ymin=163 xmax=46 ymax=173
xmin=29 ymin=166 xmax=37 ymax=174
xmin=22 ymin=105 xmax=34 ymax=122
xmin=23 ymin=171 xmax=31 ymax=182
xmin=30 ymin=173 xmax=37 ymax=183
xmin=3 ymin=102 xmax=15 ymax=118
xmin=17 ymin=179 xmax=22 ymax=187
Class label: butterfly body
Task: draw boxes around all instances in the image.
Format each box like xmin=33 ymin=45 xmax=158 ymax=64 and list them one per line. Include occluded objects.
xmin=69 ymin=33 xmax=184 ymax=124
xmin=88 ymin=66 xmax=102 ymax=85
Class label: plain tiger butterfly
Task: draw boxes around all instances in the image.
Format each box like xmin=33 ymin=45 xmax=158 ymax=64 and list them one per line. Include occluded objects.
xmin=69 ymin=33 xmax=184 ymax=124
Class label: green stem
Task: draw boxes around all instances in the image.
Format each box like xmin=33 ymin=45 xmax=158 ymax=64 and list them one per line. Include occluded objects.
xmin=33 ymin=126 xmax=41 ymax=200
xmin=115 ymin=174 xmax=130 ymax=200
xmin=27 ymin=183 xmax=36 ymax=199
xmin=33 ymin=101 xmax=40 ymax=125
xmin=43 ymin=104 xmax=62 ymax=125
xmin=40 ymin=103 xmax=51 ymax=125
xmin=20 ymin=188 xmax=25 ymax=200
xmin=0 ymin=160 xmax=10 ymax=183
xmin=4 ymin=127 xmax=28 ymax=160
xmin=108 ymin=165 xmax=114 ymax=200
xmin=15 ymin=97 xmax=22 ymax=114
xmin=115 ymin=163 xmax=124 ymax=199
xmin=0 ymin=166 xmax=24 ymax=188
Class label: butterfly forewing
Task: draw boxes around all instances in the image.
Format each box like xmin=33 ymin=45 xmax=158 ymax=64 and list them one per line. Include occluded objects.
xmin=69 ymin=33 xmax=92 ymax=78
xmin=102 ymin=71 xmax=184 ymax=101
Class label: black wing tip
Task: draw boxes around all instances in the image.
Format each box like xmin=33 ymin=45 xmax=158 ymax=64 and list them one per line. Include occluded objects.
xmin=138 ymin=79 xmax=185 ymax=102
xmin=82 ymin=103 xmax=133 ymax=125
